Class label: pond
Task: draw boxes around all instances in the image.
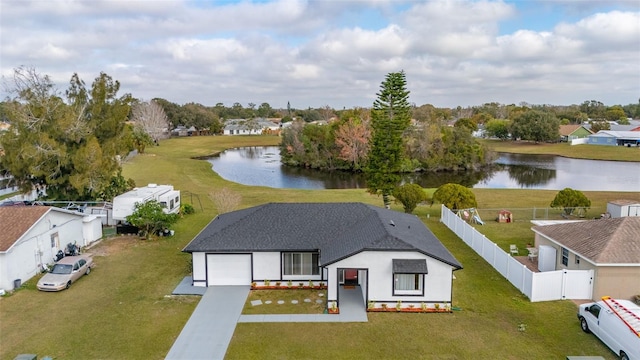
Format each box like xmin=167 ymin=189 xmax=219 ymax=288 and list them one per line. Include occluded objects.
xmin=207 ymin=146 xmax=640 ymax=191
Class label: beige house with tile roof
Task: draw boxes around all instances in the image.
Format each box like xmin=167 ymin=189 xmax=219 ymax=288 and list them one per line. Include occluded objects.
xmin=0 ymin=206 xmax=102 ymax=291
xmin=532 ymin=217 xmax=640 ymax=301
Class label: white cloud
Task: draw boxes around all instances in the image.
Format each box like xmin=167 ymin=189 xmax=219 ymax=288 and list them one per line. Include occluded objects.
xmin=1 ymin=0 xmax=638 ymax=108
xmin=555 ymin=11 xmax=640 ymax=48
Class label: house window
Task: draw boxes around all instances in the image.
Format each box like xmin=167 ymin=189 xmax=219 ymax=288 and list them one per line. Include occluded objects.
xmin=283 ymin=253 xmax=319 ymax=276
xmin=575 ymin=255 xmax=580 ymax=265
xmin=50 ymin=233 xmax=59 ymax=248
xmin=393 ymin=274 xmax=423 ymax=295
xmin=561 ymin=248 xmax=569 ymax=266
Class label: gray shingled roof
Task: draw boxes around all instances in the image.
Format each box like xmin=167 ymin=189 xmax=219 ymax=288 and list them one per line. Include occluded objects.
xmin=183 ymin=203 xmax=462 ymax=269
xmin=532 ymin=217 xmax=640 ymax=264
xmin=393 ymin=259 xmax=428 ymax=273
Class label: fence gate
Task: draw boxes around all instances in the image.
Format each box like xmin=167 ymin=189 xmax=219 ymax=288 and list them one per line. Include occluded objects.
xmin=561 ymin=269 xmax=593 ymax=300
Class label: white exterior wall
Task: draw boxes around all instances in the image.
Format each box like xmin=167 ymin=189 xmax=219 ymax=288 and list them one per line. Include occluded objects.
xmin=82 ymin=216 xmax=103 ymax=246
xmin=193 ymin=251 xmax=326 ymax=287
xmin=252 ymin=252 xmax=280 ymax=281
xmin=606 ymin=203 xmax=640 ymax=218
xmin=359 ymin=269 xmax=368 ymax=303
xmin=325 ymin=251 xmax=454 ymax=304
xmin=192 ymin=252 xmax=206 ymax=287
xmin=0 ymin=210 xmax=85 ymax=291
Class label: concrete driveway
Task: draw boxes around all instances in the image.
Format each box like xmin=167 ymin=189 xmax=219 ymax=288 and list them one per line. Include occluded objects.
xmin=165 ymin=286 xmax=250 ymax=360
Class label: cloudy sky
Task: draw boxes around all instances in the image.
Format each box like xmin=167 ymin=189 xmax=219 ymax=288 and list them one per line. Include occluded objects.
xmin=1 ymin=0 xmax=639 ymax=110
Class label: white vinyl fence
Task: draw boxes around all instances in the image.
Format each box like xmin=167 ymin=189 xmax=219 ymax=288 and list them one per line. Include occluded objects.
xmin=441 ymin=205 xmax=593 ymax=302
xmin=570 ymin=138 xmax=589 ymax=145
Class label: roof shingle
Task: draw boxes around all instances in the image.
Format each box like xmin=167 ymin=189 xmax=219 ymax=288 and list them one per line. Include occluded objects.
xmin=0 ymin=206 xmax=50 ymax=252
xmin=532 ymin=217 xmax=640 ymax=264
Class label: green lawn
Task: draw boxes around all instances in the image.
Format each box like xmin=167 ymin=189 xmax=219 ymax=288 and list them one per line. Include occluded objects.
xmin=482 ymin=139 xmax=640 ymax=162
xmin=242 ymin=289 xmax=327 ymax=314
xmin=0 ymin=135 xmax=627 ymax=359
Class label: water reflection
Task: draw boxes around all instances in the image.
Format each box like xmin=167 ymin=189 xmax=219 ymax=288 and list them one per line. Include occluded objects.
xmin=207 ymin=146 xmax=640 ymax=191
xmin=504 ymin=164 xmax=556 ymax=188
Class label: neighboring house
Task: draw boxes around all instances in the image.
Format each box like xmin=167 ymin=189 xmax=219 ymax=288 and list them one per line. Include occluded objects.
xmin=559 ymin=124 xmax=592 ymax=142
xmin=588 ymin=131 xmax=640 ymax=146
xmin=183 ymin=203 xmax=462 ymax=310
xmin=607 ymin=200 xmax=640 ymax=218
xmin=171 ymin=125 xmax=189 ymax=137
xmin=0 ymin=206 xmax=103 ymax=291
xmin=0 ymin=174 xmax=17 ymax=197
xmin=532 ymin=217 xmax=640 ymax=301
xmin=610 ymin=124 xmax=640 ymax=132
xmin=171 ymin=125 xmax=207 ymax=137
xmin=223 ymin=118 xmax=280 ymax=135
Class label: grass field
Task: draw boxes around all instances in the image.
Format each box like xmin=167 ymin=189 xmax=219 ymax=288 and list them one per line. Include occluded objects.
xmin=481 ymin=139 xmax=640 ymax=162
xmin=1 ymin=135 xmax=634 ymax=359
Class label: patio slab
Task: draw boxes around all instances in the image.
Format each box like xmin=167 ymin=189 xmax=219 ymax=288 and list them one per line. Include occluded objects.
xmin=171 ymin=276 xmax=207 ymax=295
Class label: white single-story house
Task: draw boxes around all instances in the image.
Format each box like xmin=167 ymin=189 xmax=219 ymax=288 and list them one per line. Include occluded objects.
xmin=183 ymin=203 xmax=462 ymax=311
xmin=0 ymin=206 xmax=103 ymax=292
xmin=531 ymin=217 xmax=640 ymax=301
xmin=607 ymin=199 xmax=640 ymax=218
xmin=223 ymin=118 xmax=280 ymax=135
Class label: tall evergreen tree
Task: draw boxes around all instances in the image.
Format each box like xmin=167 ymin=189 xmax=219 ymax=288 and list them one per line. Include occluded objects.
xmin=366 ymin=71 xmax=411 ymax=207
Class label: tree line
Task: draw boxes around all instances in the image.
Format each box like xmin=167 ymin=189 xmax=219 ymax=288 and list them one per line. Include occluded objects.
xmin=279 ymin=96 xmax=495 ymax=175
xmin=1 ymin=66 xmax=637 ymax=204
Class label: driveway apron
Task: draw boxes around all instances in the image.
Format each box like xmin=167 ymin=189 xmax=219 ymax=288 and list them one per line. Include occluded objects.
xmin=166 ymin=286 xmax=250 ymax=360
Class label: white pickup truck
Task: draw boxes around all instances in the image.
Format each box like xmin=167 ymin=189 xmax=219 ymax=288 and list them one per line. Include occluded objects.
xmin=577 ymin=297 xmax=640 ymax=360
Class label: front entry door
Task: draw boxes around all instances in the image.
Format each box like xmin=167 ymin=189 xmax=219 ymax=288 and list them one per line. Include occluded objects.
xmin=344 ymin=269 xmax=358 ymax=285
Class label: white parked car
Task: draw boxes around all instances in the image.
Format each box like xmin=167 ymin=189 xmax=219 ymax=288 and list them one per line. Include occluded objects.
xmin=37 ymin=255 xmax=94 ymax=291
xmin=577 ymin=297 xmax=640 ymax=360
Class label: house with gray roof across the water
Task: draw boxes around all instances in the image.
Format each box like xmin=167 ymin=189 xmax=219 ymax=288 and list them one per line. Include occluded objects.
xmin=531 ymin=217 xmax=640 ymax=301
xmin=588 ymin=130 xmax=640 ymax=146
xmin=182 ymin=202 xmax=462 ymax=312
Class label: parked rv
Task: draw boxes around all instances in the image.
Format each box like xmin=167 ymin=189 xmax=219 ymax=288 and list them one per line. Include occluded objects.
xmin=112 ymin=184 xmax=180 ymax=222
xmin=577 ymin=297 xmax=640 ymax=360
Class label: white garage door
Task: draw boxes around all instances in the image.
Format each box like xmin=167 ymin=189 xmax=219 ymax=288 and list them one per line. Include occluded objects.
xmin=207 ymin=254 xmax=252 ymax=286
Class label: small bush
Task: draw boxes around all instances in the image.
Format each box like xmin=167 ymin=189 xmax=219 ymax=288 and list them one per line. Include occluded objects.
xmin=180 ymin=203 xmax=195 ymax=215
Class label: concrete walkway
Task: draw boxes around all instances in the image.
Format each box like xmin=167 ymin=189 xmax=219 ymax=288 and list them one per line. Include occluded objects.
xmin=165 ymin=286 xmax=250 ymax=360
xmin=239 ymin=285 xmax=368 ymax=323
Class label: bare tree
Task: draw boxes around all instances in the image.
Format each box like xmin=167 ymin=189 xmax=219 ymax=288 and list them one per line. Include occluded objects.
xmin=209 ymin=187 xmax=242 ymax=214
xmin=131 ymin=100 xmax=169 ymax=143
xmin=320 ymin=105 xmax=335 ymax=122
